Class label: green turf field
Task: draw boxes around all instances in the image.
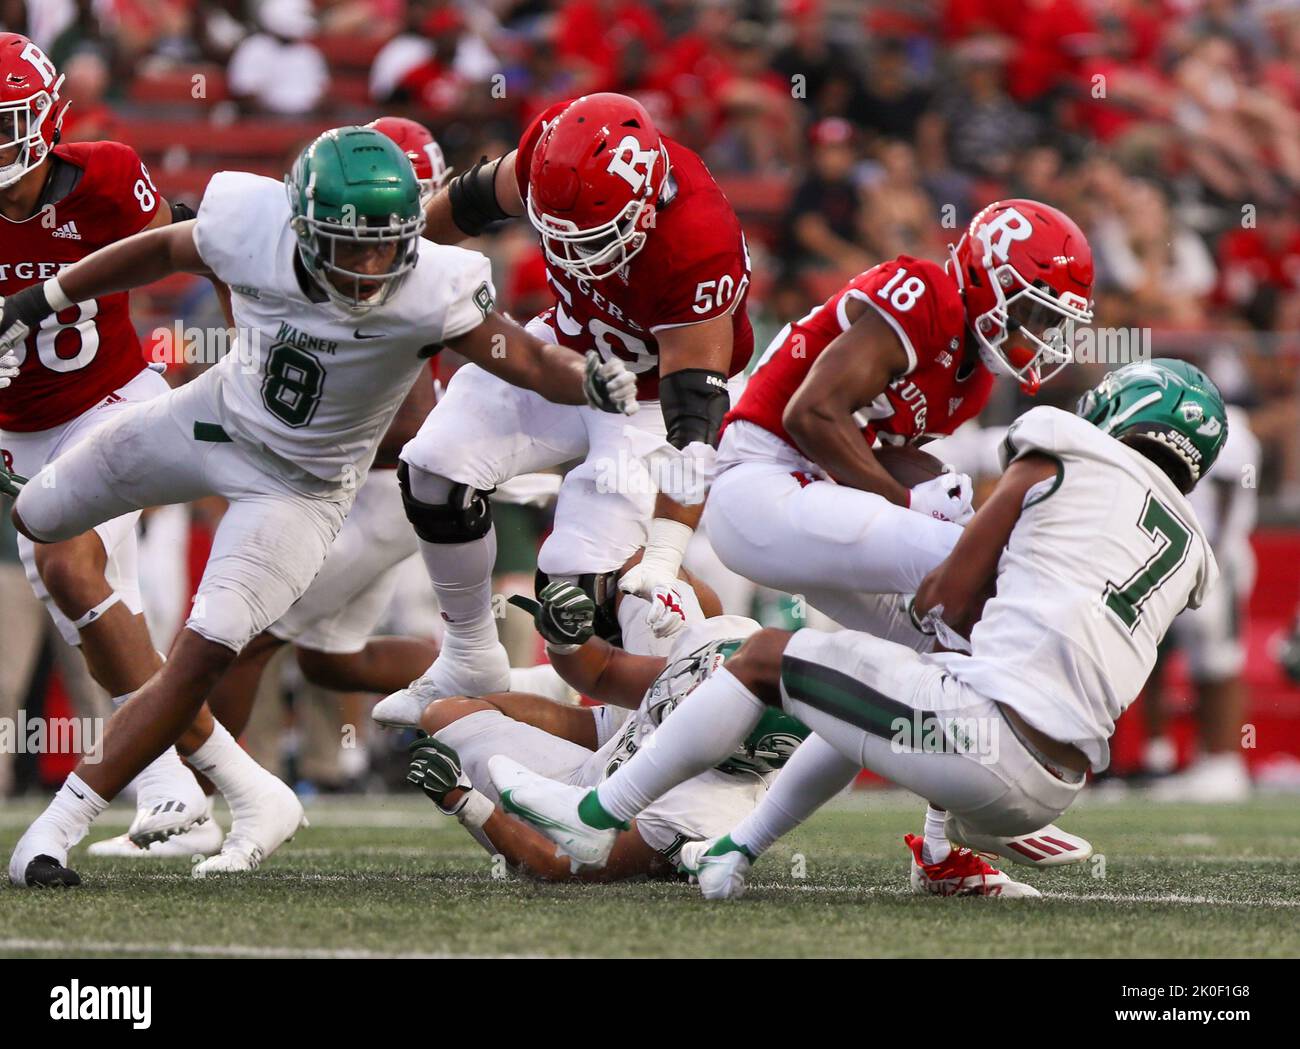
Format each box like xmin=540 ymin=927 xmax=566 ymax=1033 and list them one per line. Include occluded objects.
xmin=1 ymin=791 xmax=1297 ymax=958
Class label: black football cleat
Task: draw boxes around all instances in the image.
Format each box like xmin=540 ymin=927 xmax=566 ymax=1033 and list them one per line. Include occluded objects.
xmin=24 ymin=855 xmax=81 ymax=888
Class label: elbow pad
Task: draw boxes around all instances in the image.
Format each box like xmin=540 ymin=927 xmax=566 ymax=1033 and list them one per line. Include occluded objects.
xmin=659 ymin=369 xmax=729 ymax=449
xmin=447 ymin=156 xmax=511 ymax=237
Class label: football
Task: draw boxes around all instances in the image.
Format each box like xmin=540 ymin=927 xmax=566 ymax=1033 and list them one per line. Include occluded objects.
xmin=873 ymin=444 xmax=946 ymax=488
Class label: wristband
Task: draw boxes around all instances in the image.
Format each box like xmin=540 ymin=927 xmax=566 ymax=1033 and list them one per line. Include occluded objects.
xmin=43 ymin=276 xmax=74 ymax=313
xmin=449 ymin=788 xmax=494 ymax=829
xmin=637 ymin=518 xmax=694 ymax=580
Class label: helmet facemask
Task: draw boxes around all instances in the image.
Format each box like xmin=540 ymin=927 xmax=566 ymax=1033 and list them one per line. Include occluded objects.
xmin=970 ymin=257 xmax=1092 ymax=394
xmin=0 ymin=75 xmax=65 ymax=190
xmin=527 ymin=189 xmax=654 ymax=281
xmin=291 ymin=200 xmax=425 ymax=312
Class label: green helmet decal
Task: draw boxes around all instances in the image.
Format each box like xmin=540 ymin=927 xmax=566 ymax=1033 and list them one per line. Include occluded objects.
xmin=1076 ymin=358 xmax=1228 ymax=493
xmin=286 ymin=126 xmax=425 ymax=311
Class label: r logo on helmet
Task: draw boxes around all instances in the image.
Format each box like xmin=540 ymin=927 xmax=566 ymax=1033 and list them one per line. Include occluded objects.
xmin=19 ymin=42 xmax=55 ymax=87
xmin=976 ymin=207 xmax=1033 ymax=266
xmin=606 ymin=135 xmax=658 ymax=194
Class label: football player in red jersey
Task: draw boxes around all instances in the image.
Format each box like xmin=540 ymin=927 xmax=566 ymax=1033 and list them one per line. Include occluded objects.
xmin=0 ymin=33 xmax=293 ymax=862
xmin=709 ymin=199 xmax=1094 ymax=632
xmin=375 ymin=92 xmax=754 ymax=728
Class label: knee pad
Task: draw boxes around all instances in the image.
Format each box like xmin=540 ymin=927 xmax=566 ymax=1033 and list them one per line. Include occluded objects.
xmin=187 ymin=587 xmax=258 ymax=653
xmin=397 ymin=462 xmax=494 ymax=544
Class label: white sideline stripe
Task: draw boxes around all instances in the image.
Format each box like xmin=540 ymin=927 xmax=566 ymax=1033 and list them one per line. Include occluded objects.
xmin=0 ymin=938 xmax=550 ymax=960
xmin=762 ymin=883 xmax=1300 ymax=908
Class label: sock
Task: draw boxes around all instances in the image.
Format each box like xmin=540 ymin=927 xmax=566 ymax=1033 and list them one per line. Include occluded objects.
xmin=109 ymin=691 xmax=201 ymax=809
xmin=419 ymin=534 xmax=500 ymax=651
xmin=921 ymin=805 xmax=951 ymax=865
xmin=595 ymin=668 xmax=767 ymax=824
xmin=731 ymin=733 xmax=859 ymax=858
xmin=185 ymin=720 xmax=272 ymax=809
xmin=42 ymin=773 xmax=108 ymax=850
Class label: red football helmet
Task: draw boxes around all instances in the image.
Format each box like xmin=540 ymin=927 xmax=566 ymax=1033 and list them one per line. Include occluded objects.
xmin=950 ymin=199 xmax=1094 ymax=393
xmin=526 ymin=93 xmax=669 ymax=281
xmin=0 ymin=34 xmax=68 ymax=190
xmin=367 ymin=115 xmax=449 ymax=208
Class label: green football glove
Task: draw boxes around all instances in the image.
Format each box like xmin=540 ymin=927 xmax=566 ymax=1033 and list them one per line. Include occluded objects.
xmin=407 ymin=735 xmax=474 ymax=815
xmin=0 ymin=461 xmax=27 ymax=499
xmin=507 ymin=580 xmax=595 ymax=651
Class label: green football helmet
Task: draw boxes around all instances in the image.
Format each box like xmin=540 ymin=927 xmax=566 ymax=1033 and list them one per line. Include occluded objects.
xmin=1075 ymin=358 xmax=1228 ymax=493
xmin=719 ymin=707 xmax=811 ymax=776
xmin=286 ymin=126 xmax=425 ymax=311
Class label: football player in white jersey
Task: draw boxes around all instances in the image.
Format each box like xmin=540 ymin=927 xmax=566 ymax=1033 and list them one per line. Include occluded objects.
xmin=3 ymin=126 xmax=637 ymax=887
xmin=407 ymin=576 xmax=808 ymax=879
xmin=492 ymin=359 xmax=1226 ymax=899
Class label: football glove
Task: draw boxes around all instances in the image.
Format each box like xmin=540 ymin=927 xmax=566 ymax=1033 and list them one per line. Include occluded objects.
xmin=0 ymin=350 xmax=18 ymax=391
xmin=908 ymin=470 xmax=975 ymax=525
xmin=0 ymin=284 xmax=57 ymax=359
xmin=507 ymin=580 xmax=595 ymax=651
xmin=617 ymin=518 xmax=694 ymax=639
xmin=407 ymin=736 xmax=474 ymax=813
xmin=583 ymin=351 xmax=639 ymax=416
xmin=0 ymin=461 xmax=26 ymax=499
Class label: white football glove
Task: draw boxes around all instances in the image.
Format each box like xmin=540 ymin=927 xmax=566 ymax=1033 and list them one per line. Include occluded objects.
xmin=618 ymin=518 xmax=695 ymax=639
xmin=583 ymin=351 xmax=639 ymax=416
xmin=909 ymin=470 xmax=975 ymax=525
xmin=0 ymin=350 xmax=19 ymax=391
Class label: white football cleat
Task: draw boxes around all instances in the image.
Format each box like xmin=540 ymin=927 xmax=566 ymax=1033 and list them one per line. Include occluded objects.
xmin=127 ymin=796 xmax=210 ymax=849
xmin=90 ymin=810 xmax=223 ymax=859
xmin=9 ymin=818 xmax=80 ymax=888
xmin=946 ymin=815 xmax=1093 ymax=868
xmin=905 ymin=834 xmax=1041 ymax=898
xmin=1146 ymin=754 xmax=1251 ymax=803
xmin=489 ymin=754 xmax=617 ymax=871
xmin=192 ymin=778 xmax=306 ymax=877
xmin=372 ymin=642 xmax=512 ymax=728
xmin=682 ymin=836 xmax=753 ymax=900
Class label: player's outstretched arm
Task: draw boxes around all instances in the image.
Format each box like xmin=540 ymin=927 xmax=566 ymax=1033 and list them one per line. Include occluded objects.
xmin=0 ymin=221 xmax=211 ymax=354
xmin=446 ymin=311 xmax=637 ymax=413
xmin=782 ymin=302 xmax=912 ymax=504
xmin=913 ymin=452 xmax=1059 ymax=639
xmin=617 ymin=317 xmax=733 ymax=627
xmin=424 ymin=149 xmax=525 ymax=244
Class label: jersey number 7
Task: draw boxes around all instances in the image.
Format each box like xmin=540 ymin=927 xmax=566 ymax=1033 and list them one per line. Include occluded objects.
xmin=1103 ymin=492 xmax=1192 ymax=632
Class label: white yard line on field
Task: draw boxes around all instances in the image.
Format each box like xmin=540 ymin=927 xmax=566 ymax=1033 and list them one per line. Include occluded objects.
xmin=763 ymin=881 xmax=1300 ymax=908
xmin=0 ymin=937 xmax=553 ymax=959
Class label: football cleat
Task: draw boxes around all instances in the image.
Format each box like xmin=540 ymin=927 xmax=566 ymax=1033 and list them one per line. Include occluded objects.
xmin=1146 ymin=754 xmax=1251 ymax=804
xmin=685 ymin=836 xmax=754 ymax=900
xmin=372 ymin=642 xmax=512 ymax=728
xmin=192 ymin=778 xmax=306 ymax=877
xmin=127 ymin=797 xmax=209 ymax=849
xmin=489 ymin=755 xmax=617 ymax=871
xmin=946 ymin=815 xmax=1093 ymax=868
xmin=89 ymin=815 xmax=223 ymax=859
xmin=905 ymin=833 xmax=1041 ymax=898
xmin=22 ymin=855 xmax=81 ymax=888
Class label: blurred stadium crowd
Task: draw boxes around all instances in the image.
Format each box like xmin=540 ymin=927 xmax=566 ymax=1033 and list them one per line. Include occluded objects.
xmin=2 ymin=0 xmax=1299 ymax=797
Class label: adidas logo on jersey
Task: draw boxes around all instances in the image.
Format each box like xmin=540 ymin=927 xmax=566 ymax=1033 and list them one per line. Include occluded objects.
xmin=51 ymin=220 xmax=82 ymax=240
